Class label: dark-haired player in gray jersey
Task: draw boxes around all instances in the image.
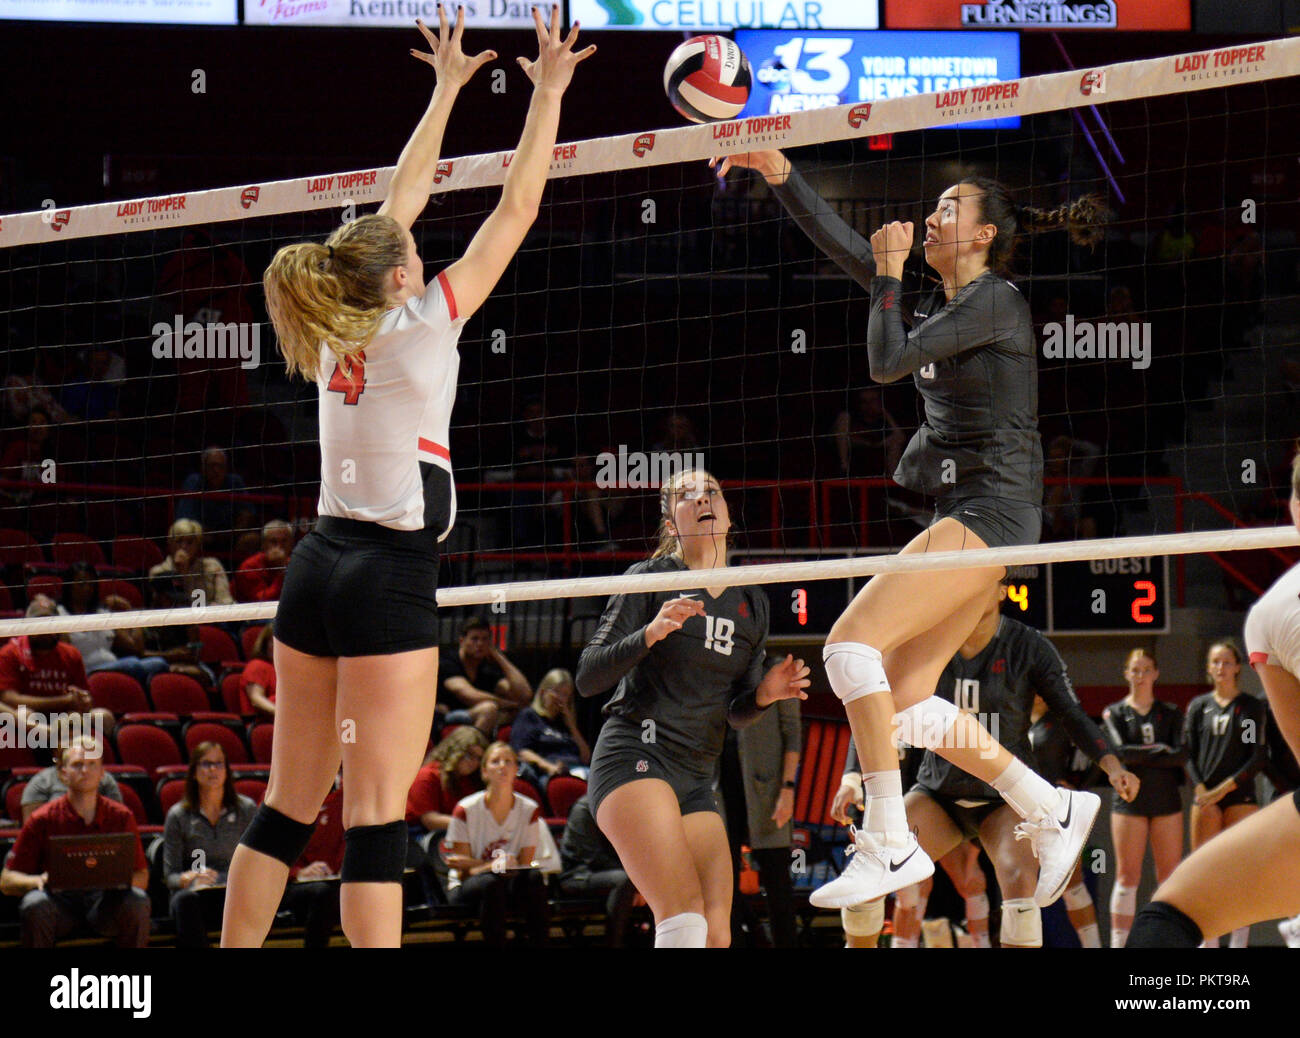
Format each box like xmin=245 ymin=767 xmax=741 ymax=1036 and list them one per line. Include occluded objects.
xmin=575 ymin=468 xmax=810 ymax=948
xmin=713 ymin=147 xmax=1111 ymax=909
xmin=832 ymin=583 xmax=1136 ymax=947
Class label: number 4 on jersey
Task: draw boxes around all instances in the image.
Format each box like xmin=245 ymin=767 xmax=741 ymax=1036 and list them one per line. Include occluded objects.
xmin=328 ymin=352 xmax=367 ymax=405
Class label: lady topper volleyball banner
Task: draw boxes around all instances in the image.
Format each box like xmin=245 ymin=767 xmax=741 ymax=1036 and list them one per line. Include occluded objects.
xmin=1 ymin=35 xmax=1296 ymax=246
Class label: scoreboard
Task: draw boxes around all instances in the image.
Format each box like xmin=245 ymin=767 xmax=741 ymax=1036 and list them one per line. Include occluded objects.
xmin=730 ymin=550 xmax=1170 ymax=640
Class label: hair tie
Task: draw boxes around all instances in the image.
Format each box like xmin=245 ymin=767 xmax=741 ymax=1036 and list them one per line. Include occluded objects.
xmin=326 ymin=245 xmax=335 ymax=260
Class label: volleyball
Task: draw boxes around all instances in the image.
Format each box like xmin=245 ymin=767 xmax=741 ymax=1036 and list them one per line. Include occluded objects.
xmin=663 ymin=35 xmax=752 ymax=124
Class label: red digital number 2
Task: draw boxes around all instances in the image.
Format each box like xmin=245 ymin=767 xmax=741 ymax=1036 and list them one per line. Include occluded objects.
xmin=1131 ymin=580 xmax=1156 ymax=624
xmin=327 ymin=351 xmax=367 ymax=405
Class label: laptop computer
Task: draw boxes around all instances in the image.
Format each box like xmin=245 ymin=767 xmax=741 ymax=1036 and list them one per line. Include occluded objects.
xmin=46 ymin=834 xmax=137 ymax=893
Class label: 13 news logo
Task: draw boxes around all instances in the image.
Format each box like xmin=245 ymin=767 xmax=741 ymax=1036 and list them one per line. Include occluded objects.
xmin=632 ymin=133 xmax=655 ymax=158
xmin=847 ymin=103 xmax=872 ymax=129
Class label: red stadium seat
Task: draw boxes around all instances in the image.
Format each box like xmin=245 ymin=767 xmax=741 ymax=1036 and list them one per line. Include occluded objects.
xmin=25 ymin=574 xmax=62 ymax=604
xmin=4 ymin=780 xmax=26 ymax=824
xmin=116 ymin=722 xmax=184 ymax=782
xmin=183 ymin=721 xmax=249 ymax=765
xmin=234 ymin=779 xmax=267 ymax=804
xmin=795 ymin=720 xmax=853 ymax=828
xmin=0 ymin=745 xmax=37 ymax=771
xmin=544 ymin=775 xmax=587 ymax=820
xmin=117 ymin=783 xmax=149 ymax=826
xmin=0 ymin=585 xmax=12 ymax=612
xmin=248 ymin=722 xmax=273 ymax=765
xmin=497 ymin=725 xmax=512 ymax=744
xmin=241 ymin=624 xmax=266 ymax=661
xmin=105 ymin=764 xmax=157 ymax=823
xmin=0 ymin=530 xmax=45 ymax=583
xmin=87 ymin=671 xmax=150 ymax=716
xmin=219 ymin=672 xmax=244 ymax=716
xmin=98 ymin=579 xmax=143 ymax=609
xmin=157 ymin=776 xmax=186 ymax=818
xmin=148 ymin=673 xmax=209 ymax=715
xmin=50 ymin=534 xmax=107 ymax=568
xmin=513 ymin=778 xmax=547 ymax=815
xmin=111 ymin=536 xmax=164 ymax=574
xmin=197 ymin=625 xmax=241 ymax=667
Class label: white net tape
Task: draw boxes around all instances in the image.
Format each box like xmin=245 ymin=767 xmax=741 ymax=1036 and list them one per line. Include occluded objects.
xmin=5 ymin=525 xmax=1295 ymax=637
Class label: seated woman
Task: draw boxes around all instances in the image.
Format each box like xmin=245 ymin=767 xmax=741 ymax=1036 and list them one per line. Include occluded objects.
xmin=149 ymin=519 xmax=234 ymax=607
xmin=444 ymin=741 xmax=549 ymax=947
xmin=163 ymin=742 xmax=258 ymax=948
xmin=510 ymin=668 xmax=591 ymax=792
xmin=238 ymin=626 xmax=277 ymax=719
xmin=406 ymin=726 xmax=489 ymax=846
xmin=57 ymin=562 xmax=170 ymax=691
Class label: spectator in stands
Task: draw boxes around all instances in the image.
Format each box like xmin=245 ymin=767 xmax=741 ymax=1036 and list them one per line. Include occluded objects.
xmin=140 ymin=575 xmax=209 ymax=685
xmin=439 ymin=616 xmax=532 ymax=735
xmin=57 ymin=562 xmax=170 ymax=690
xmin=444 ymin=741 xmax=549 ymax=947
xmin=21 ymin=741 xmax=123 ymax=824
xmin=406 ymin=726 xmax=489 ymax=846
xmin=0 ymin=595 xmax=115 ymax=750
xmin=650 ymin=410 xmax=701 ymax=456
xmin=60 ymin=347 xmax=125 ymax=422
xmin=0 ymin=737 xmax=150 ymax=948
xmin=234 ymin=520 xmax=294 ymax=603
xmin=511 ymin=668 xmax=590 ymax=793
xmin=239 ymin=625 xmax=277 ymax=718
xmin=564 ymin=452 xmax=625 ymax=552
xmin=284 ymin=773 xmax=344 ymax=948
xmin=831 ymin=387 xmax=906 ymax=478
xmin=174 ymin=447 xmax=253 ymax=546
xmin=3 ymin=352 xmax=74 ymax=426
xmin=163 ymin=741 xmax=258 ymax=948
xmin=149 ymin=518 xmax=234 ymax=608
xmin=1041 ymin=435 xmax=1103 ymax=541
xmin=559 ymin=792 xmax=645 ymax=947
xmin=0 ymin=406 xmax=54 ymax=506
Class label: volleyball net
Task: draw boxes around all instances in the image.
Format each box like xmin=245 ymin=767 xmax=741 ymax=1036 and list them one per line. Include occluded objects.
xmin=1 ymin=35 xmax=1299 ymax=650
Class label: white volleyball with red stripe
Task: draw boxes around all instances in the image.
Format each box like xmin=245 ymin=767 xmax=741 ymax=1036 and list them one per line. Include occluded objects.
xmin=663 ymin=35 xmax=752 ymax=124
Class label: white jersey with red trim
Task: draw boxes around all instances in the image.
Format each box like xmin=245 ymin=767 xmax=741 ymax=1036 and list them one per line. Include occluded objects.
xmin=1245 ymin=560 xmax=1300 ymax=676
xmin=444 ymin=790 xmax=542 ymax=890
xmin=316 ymin=270 xmax=466 ymax=539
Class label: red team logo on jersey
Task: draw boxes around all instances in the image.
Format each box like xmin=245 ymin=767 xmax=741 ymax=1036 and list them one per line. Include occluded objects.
xmin=433 ymin=160 xmax=454 ymax=184
xmin=240 ymin=186 xmax=261 ymax=209
xmin=738 ymin=601 xmax=748 ymax=618
xmin=633 ymin=133 xmax=656 ymax=158
xmin=847 ymin=103 xmax=872 ymax=129
xmin=635 ymin=760 xmax=649 ymax=774
xmin=992 ymin=658 xmax=1006 ymax=674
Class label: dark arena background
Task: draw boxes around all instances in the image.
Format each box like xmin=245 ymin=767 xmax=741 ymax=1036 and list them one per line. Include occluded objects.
xmin=0 ymin=0 xmax=1298 ymax=1003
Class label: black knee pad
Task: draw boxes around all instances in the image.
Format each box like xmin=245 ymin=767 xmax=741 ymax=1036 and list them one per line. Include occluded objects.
xmin=341 ymin=821 xmax=408 ymax=884
xmin=240 ymin=804 xmax=316 ymax=867
xmin=1126 ymin=900 xmax=1203 ymax=948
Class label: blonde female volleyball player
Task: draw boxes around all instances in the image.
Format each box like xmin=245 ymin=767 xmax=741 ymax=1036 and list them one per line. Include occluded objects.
xmin=715 ymin=149 xmax=1109 ymax=909
xmin=1129 ymin=459 xmax=1300 ymax=947
xmin=576 ymin=469 xmax=811 ymax=948
xmin=220 ymin=5 xmax=595 ymax=948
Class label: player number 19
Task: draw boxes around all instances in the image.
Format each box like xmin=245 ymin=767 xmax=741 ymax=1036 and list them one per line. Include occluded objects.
xmin=704 ymin=616 xmax=735 ymax=657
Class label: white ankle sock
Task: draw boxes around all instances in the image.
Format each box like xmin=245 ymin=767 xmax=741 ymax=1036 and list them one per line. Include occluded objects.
xmin=862 ymin=769 xmax=902 ymax=799
xmin=655 ymin=911 xmax=707 ymax=948
xmin=1110 ymin=926 xmax=1129 ymax=949
xmin=989 ymin=758 xmax=1060 ymax=820
xmin=865 ymin=794 xmax=908 ymax=841
xmin=892 ymin=935 xmax=918 ymax=949
xmin=1077 ymin=922 xmax=1101 ymax=948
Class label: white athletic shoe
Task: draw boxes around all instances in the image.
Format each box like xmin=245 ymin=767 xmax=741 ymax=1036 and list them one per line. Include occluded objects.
xmin=1014 ymin=788 xmax=1101 ymax=908
xmin=1279 ymin=916 xmax=1300 ymax=948
xmin=810 ymin=827 xmax=934 ymax=909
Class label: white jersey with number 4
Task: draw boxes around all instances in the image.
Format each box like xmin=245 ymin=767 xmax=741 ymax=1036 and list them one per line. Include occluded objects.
xmin=316 ymin=271 xmax=466 ymax=539
xmin=1245 ymin=560 xmax=1300 ymax=677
